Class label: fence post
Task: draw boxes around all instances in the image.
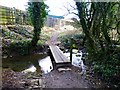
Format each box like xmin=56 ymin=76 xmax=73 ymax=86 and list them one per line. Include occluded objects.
xmin=13 ymin=7 xmax=16 ymax=24
xmin=70 ymin=37 xmax=74 ymax=63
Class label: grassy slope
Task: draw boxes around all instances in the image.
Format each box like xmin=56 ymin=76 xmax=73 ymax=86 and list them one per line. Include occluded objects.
xmin=1 ymin=25 xmax=54 ymax=56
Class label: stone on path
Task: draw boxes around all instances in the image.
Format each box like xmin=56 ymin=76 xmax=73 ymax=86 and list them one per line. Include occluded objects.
xmin=57 ymin=68 xmax=71 ymax=72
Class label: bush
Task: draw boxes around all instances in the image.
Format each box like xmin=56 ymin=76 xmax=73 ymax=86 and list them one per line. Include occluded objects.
xmin=89 ymin=48 xmax=120 ymax=85
xmin=2 ymin=28 xmax=23 ymax=40
xmin=7 ymin=25 xmax=33 ymax=38
xmin=6 ymin=40 xmax=31 ymax=55
xmin=58 ymin=33 xmax=85 ymax=49
xmin=37 ymin=40 xmax=44 ymax=45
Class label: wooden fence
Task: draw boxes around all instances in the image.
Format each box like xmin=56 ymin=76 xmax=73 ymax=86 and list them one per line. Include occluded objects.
xmin=0 ymin=5 xmax=29 ymax=25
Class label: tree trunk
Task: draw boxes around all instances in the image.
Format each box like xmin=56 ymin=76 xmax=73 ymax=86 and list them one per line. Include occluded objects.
xmin=76 ymin=2 xmax=95 ymax=53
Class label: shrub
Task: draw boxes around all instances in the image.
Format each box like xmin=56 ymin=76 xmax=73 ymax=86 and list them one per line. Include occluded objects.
xmin=90 ymin=48 xmax=120 ymax=85
xmin=58 ymin=33 xmax=85 ymax=49
xmin=6 ymin=40 xmax=31 ymax=55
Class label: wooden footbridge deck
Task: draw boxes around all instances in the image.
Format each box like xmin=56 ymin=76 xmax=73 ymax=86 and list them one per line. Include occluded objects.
xmin=49 ymin=45 xmax=71 ymax=68
xmin=47 ymin=32 xmax=71 ymax=68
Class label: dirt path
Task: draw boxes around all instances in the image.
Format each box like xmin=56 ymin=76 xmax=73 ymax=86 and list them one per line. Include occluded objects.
xmin=46 ymin=31 xmax=60 ymax=45
xmin=2 ymin=67 xmax=104 ymax=89
xmin=41 ymin=65 xmax=105 ymax=88
xmin=42 ymin=66 xmax=91 ymax=88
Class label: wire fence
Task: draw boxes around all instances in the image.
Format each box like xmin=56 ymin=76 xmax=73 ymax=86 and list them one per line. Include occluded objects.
xmin=0 ymin=5 xmax=30 ymax=25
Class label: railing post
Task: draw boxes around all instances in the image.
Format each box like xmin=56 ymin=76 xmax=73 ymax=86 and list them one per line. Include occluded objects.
xmin=70 ymin=37 xmax=73 ymax=63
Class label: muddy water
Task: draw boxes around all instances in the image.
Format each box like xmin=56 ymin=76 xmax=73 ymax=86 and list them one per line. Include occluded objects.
xmin=2 ymin=53 xmax=53 ymax=74
xmin=2 ymin=48 xmax=86 ymax=75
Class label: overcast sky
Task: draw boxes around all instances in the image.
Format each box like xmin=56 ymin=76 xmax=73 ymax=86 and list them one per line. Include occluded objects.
xmin=0 ymin=0 xmax=78 ymax=18
xmin=0 ymin=0 xmax=29 ymax=11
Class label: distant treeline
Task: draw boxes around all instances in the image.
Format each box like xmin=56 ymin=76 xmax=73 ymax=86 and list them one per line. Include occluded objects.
xmin=0 ymin=5 xmax=30 ymax=25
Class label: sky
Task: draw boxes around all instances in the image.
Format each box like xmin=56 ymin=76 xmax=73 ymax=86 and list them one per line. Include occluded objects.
xmin=0 ymin=0 xmax=78 ymax=18
xmin=0 ymin=0 xmax=29 ymax=11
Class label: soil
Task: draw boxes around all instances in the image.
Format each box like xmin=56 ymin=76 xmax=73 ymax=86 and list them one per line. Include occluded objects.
xmin=2 ymin=66 xmax=105 ymax=89
xmin=42 ymin=66 xmax=91 ymax=88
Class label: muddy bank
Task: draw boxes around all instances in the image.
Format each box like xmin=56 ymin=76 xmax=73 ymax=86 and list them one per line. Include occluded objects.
xmin=2 ymin=68 xmax=43 ymax=89
xmin=42 ymin=66 xmax=90 ymax=88
xmin=2 ymin=68 xmax=26 ymax=88
xmin=2 ymin=66 xmax=106 ymax=89
xmin=42 ymin=66 xmax=106 ymax=88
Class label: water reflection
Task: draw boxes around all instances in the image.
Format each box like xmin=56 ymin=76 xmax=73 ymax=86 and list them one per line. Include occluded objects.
xmin=22 ymin=56 xmax=53 ymax=74
xmin=39 ymin=56 xmax=53 ymax=74
xmin=64 ymin=50 xmax=86 ymax=74
xmin=22 ymin=65 xmax=36 ymax=73
xmin=2 ymin=54 xmax=53 ymax=74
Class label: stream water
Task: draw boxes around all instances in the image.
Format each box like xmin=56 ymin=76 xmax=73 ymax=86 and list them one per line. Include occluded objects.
xmin=64 ymin=49 xmax=86 ymax=74
xmin=2 ymin=53 xmax=53 ymax=74
xmin=2 ymin=49 xmax=86 ymax=74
